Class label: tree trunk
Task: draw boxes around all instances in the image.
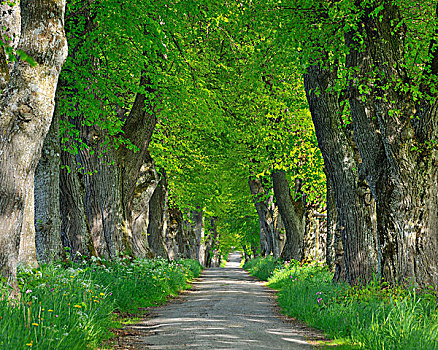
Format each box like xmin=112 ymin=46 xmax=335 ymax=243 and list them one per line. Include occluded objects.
xmin=170 ymin=207 xmax=190 ymax=258
xmin=80 ymin=145 xmax=125 ymax=259
xmin=204 ymin=217 xmax=219 ymax=267
xmin=127 ymin=153 xmax=157 ymax=258
xmin=325 ymin=176 xmax=337 ymax=272
xmin=304 ymin=61 xmax=378 ymax=284
xmin=0 ymin=0 xmax=67 ymax=296
xmin=147 ymin=174 xmax=168 ymax=258
xmin=192 ymin=209 xmax=206 ymax=265
xmin=18 ymin=177 xmax=38 ymax=268
xmin=248 ymin=176 xmax=272 ymax=256
xmin=345 ymin=4 xmax=438 ymax=287
xmin=184 ymin=211 xmax=199 ymax=260
xmin=272 ymin=170 xmax=306 ymax=261
xmin=60 ymin=146 xmax=95 ymax=258
xmin=34 ymin=97 xmax=63 ymax=263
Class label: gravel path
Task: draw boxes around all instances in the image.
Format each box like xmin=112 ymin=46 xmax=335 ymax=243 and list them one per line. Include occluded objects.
xmin=115 ymin=253 xmax=317 ymax=349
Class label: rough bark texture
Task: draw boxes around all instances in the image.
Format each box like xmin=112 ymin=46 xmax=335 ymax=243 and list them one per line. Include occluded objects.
xmin=127 ymin=154 xmax=157 ymax=258
xmin=248 ymin=176 xmax=278 ymax=256
xmin=169 ymin=207 xmax=191 ymax=259
xmin=0 ymin=0 xmax=68 ymax=295
xmin=183 ymin=212 xmax=200 ymax=261
xmin=18 ymin=175 xmax=38 ymax=268
xmin=345 ymin=4 xmax=438 ymax=287
xmin=272 ymin=170 xmax=306 ymax=261
xmin=304 ymin=61 xmax=378 ymax=284
xmin=59 ymin=72 xmax=158 ymax=260
xmin=192 ymin=209 xmax=205 ymax=265
xmin=302 ymin=210 xmax=327 ymax=264
xmin=60 ymin=146 xmax=94 ymax=258
xmin=34 ymin=97 xmax=63 ymax=263
xmin=204 ymin=217 xmax=220 ymax=267
xmin=147 ymin=174 xmax=168 ymax=258
xmin=325 ymin=176 xmax=337 ymax=272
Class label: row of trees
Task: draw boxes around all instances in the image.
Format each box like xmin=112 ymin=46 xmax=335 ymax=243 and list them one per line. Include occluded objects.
xmin=1 ymin=0 xmax=437 ymax=299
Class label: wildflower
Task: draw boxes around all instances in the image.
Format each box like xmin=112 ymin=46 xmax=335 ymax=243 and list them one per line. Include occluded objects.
xmin=73 ymin=304 xmax=81 ymax=308
xmin=48 ymin=309 xmax=53 ymax=312
xmin=99 ymin=293 xmax=104 ymax=296
xmin=26 ymin=289 xmax=32 ymax=294
xmin=317 ymin=298 xmax=323 ymax=304
xmin=26 ymin=340 xmax=33 ymax=346
xmin=316 ymin=291 xmax=322 ymax=295
xmin=32 ymin=323 xmax=39 ymax=326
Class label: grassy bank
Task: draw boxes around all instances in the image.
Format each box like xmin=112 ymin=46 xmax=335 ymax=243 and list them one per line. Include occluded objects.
xmin=0 ymin=257 xmax=202 ymax=349
xmin=244 ymin=257 xmax=438 ymax=350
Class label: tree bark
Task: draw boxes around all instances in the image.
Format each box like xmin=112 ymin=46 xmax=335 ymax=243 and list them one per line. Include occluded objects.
xmin=346 ymin=3 xmax=438 ymax=287
xmin=304 ymin=61 xmax=378 ymax=284
xmin=248 ymin=176 xmax=273 ymax=256
xmin=272 ymin=170 xmax=306 ymax=261
xmin=127 ymin=153 xmax=157 ymax=258
xmin=204 ymin=217 xmax=219 ymax=267
xmin=169 ymin=206 xmax=190 ymax=258
xmin=34 ymin=96 xmax=63 ymax=263
xmin=0 ymin=0 xmax=67 ymax=296
xmin=60 ymin=145 xmax=95 ymax=258
xmin=325 ymin=176 xmax=337 ymax=272
xmin=147 ymin=173 xmax=168 ymax=258
xmin=18 ymin=176 xmax=38 ymax=268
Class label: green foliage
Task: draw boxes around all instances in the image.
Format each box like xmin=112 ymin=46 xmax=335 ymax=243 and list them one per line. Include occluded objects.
xmin=147 ymin=1 xmax=326 ymax=252
xmin=0 ymin=258 xmax=202 ymax=349
xmin=242 ymin=256 xmax=282 ymax=281
xmin=244 ymin=257 xmax=438 ymax=350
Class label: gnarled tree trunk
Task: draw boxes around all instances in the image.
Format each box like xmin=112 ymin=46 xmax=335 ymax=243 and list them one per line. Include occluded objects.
xmin=248 ymin=176 xmax=273 ymax=256
xmin=0 ymin=0 xmax=68 ymax=296
xmin=304 ymin=60 xmax=378 ymax=284
xmin=346 ymin=4 xmax=438 ymax=287
xmin=272 ymin=170 xmax=306 ymax=261
xmin=147 ymin=173 xmax=168 ymax=258
xmin=34 ymin=97 xmax=63 ymax=263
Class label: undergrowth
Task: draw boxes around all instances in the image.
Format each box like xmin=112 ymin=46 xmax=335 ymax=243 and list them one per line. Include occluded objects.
xmin=0 ymin=256 xmax=202 ymax=349
xmin=244 ymin=257 xmax=438 ymax=350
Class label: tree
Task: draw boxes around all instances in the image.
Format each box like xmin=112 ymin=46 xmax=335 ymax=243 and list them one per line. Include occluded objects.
xmin=0 ymin=0 xmax=68 ymax=297
xmin=259 ymin=0 xmax=438 ymax=287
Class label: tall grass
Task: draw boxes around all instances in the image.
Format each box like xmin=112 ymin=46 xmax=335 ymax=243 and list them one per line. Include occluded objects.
xmin=244 ymin=257 xmax=438 ymax=350
xmin=0 ymin=257 xmax=202 ymax=349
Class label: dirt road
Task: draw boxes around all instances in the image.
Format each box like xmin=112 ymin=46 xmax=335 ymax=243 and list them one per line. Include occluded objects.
xmin=115 ymin=253 xmax=317 ymax=349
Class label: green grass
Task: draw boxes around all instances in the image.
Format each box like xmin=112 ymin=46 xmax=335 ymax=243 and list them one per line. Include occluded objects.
xmin=244 ymin=257 xmax=438 ymax=350
xmin=0 ymin=257 xmax=202 ymax=349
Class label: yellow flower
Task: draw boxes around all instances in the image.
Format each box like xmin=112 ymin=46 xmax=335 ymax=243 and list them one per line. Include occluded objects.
xmin=26 ymin=341 xmax=33 ymax=346
xmin=99 ymin=293 xmax=105 ymax=296
xmin=32 ymin=323 xmax=39 ymax=326
xmin=74 ymin=305 xmax=81 ymax=308
xmin=48 ymin=309 xmax=53 ymax=312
